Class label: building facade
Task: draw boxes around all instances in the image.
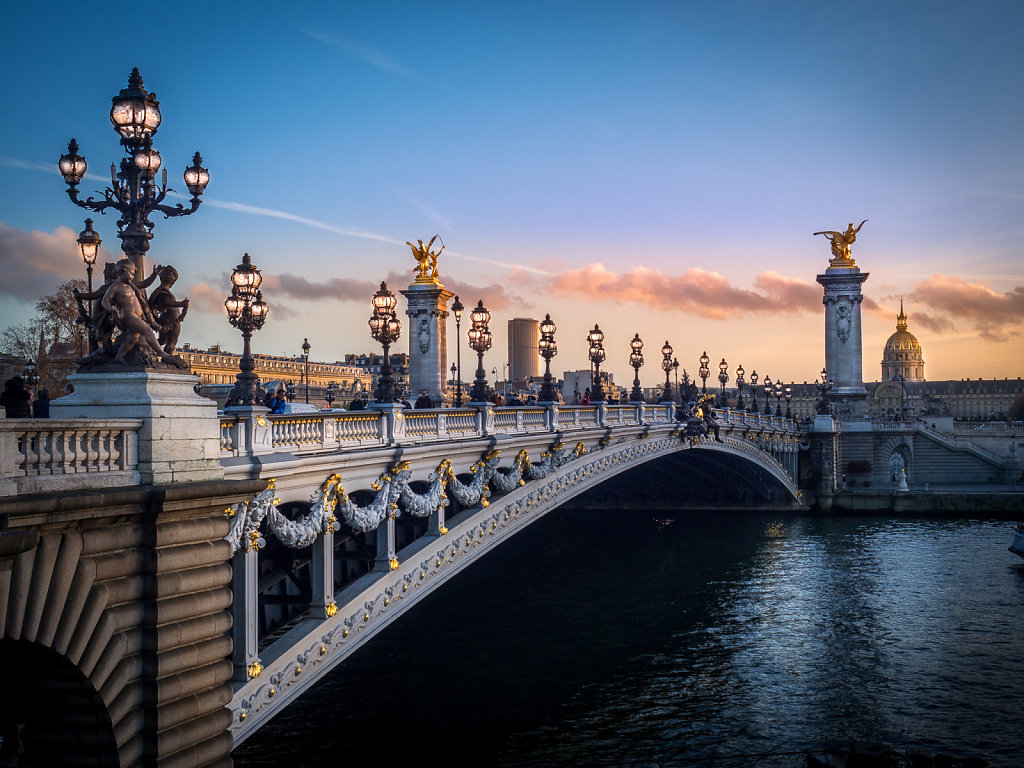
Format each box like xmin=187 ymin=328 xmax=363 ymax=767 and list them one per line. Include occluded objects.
xmin=180 ymin=343 xmax=372 ymax=398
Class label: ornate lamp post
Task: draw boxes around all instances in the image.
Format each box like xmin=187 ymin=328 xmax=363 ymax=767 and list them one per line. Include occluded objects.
xmin=539 ymin=314 xmax=558 ymax=402
xmin=774 ymin=381 xmax=784 ymax=416
xmin=628 ymin=333 xmax=644 ymax=402
xmin=699 ymin=351 xmax=710 ymax=395
xmin=785 ymin=384 xmax=793 ymax=419
xmin=718 ymin=358 xmax=729 ymax=406
xmin=660 ymin=341 xmax=673 ymax=403
xmin=816 ymin=367 xmax=834 ymax=414
xmin=224 ymin=253 xmax=269 ymax=406
xmin=672 ymin=358 xmax=680 ymax=403
xmin=74 ymin=218 xmax=102 ymax=355
xmin=451 ymin=296 xmax=464 ymax=406
xmin=58 ymin=69 xmax=209 ymax=278
xmin=749 ymin=370 xmax=759 ymax=413
xmin=763 ymin=375 xmax=774 ymax=415
xmin=24 ymin=360 xmax=40 ymax=389
xmin=587 ymin=324 xmax=606 ymax=402
xmin=735 ymin=364 xmax=745 ymax=410
xmin=368 ymin=282 xmax=402 ymax=403
xmin=325 ymin=381 xmax=338 ymax=409
xmin=467 ymin=300 xmax=492 ymax=402
xmin=301 ymin=337 xmax=311 ymax=403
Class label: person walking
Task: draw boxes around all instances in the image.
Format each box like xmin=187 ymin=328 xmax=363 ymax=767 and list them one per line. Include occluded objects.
xmin=32 ymin=388 xmax=51 ymax=418
xmin=414 ymin=389 xmax=433 ymax=409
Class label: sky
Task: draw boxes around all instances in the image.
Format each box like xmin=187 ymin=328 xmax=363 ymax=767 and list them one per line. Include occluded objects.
xmin=1 ymin=1 xmax=1023 ymax=387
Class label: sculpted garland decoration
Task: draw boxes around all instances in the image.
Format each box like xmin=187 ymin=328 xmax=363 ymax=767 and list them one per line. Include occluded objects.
xmin=226 ymin=442 xmax=588 ymax=554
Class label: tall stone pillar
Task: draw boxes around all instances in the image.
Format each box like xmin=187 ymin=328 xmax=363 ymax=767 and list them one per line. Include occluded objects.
xmin=816 ymin=255 xmax=869 ymax=420
xmin=401 ymin=282 xmax=454 ymax=406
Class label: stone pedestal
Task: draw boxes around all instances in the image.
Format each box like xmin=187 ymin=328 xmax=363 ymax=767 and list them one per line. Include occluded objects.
xmin=51 ymin=370 xmax=223 ymax=484
xmin=817 ymin=264 xmax=869 ymax=420
xmin=401 ymin=282 xmax=454 ymax=406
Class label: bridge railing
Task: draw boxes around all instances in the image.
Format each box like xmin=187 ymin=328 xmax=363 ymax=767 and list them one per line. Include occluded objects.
xmin=0 ymin=418 xmax=143 ymax=496
xmin=217 ymin=404 xmax=802 ymax=463
xmin=219 ymin=403 xmax=692 ymax=457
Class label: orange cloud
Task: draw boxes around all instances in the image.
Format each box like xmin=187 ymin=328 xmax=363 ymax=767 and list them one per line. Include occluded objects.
xmin=911 ymin=274 xmax=1024 ymax=341
xmin=548 ymin=264 xmax=820 ymax=318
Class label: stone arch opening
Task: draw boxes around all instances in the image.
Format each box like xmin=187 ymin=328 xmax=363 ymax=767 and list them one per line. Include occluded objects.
xmin=0 ymin=637 xmax=118 ymax=767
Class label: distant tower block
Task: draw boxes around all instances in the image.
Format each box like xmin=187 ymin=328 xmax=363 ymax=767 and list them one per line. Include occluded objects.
xmin=508 ymin=318 xmax=540 ymax=384
xmin=815 ymin=227 xmax=870 ymax=420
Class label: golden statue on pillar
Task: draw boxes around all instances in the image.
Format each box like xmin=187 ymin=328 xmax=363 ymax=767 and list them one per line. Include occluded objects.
xmin=407 ymin=235 xmax=444 ymax=284
xmin=814 ymin=220 xmax=867 ymax=267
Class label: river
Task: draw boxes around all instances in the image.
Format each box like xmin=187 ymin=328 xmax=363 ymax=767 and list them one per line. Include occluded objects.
xmin=233 ymin=509 xmax=1024 ymax=767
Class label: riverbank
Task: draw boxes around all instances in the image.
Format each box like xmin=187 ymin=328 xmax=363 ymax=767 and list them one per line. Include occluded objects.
xmin=814 ymin=489 xmax=1024 ymax=516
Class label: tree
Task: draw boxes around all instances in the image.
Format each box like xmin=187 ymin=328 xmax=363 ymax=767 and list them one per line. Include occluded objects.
xmin=0 ymin=279 xmax=86 ymax=390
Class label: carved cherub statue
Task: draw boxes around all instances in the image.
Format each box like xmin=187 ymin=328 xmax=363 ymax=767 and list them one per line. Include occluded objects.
xmin=147 ymin=265 xmax=189 ymax=354
xmin=407 ymin=235 xmax=444 ymax=282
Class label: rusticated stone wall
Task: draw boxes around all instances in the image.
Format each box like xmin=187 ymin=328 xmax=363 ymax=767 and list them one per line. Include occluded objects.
xmin=0 ymin=478 xmax=264 ymax=768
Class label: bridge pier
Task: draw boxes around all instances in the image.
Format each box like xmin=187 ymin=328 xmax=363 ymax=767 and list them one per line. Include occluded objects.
xmin=1 ymin=478 xmax=264 ymax=767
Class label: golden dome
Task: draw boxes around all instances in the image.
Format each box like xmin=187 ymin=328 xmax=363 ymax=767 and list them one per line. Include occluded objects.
xmin=881 ymin=301 xmax=925 ymax=381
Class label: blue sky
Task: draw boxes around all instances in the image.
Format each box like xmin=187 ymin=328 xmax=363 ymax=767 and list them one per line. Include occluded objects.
xmin=1 ymin=1 xmax=1022 ymax=384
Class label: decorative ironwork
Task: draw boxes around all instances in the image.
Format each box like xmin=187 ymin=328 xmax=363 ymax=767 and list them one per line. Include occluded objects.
xmin=539 ymin=314 xmax=558 ymax=402
xmin=451 ymin=295 xmax=464 ymax=406
xmin=718 ymin=358 xmax=729 ymax=406
xmin=587 ymin=324 xmax=606 ymax=402
xmin=468 ymin=300 xmax=492 ymax=402
xmin=699 ymin=350 xmax=710 ymax=395
xmin=58 ymin=69 xmax=209 ymax=278
xmin=224 ymin=253 xmax=269 ymax=406
xmin=629 ymin=333 xmax=644 ymax=402
xmin=301 ymin=338 xmax=311 ymax=403
xmin=659 ymin=341 xmax=673 ymax=403
xmin=368 ymin=282 xmax=402 ymax=404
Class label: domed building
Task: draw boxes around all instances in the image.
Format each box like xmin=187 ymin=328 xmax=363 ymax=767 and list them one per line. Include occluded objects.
xmin=881 ymin=301 xmax=925 ymax=382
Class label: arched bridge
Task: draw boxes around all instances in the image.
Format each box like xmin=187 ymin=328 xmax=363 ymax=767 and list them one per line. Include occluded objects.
xmin=0 ymin=395 xmax=801 ymax=765
xmin=217 ymin=402 xmax=802 ymax=743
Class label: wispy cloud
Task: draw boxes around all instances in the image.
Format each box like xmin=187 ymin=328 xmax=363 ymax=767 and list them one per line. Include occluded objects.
xmin=399 ymin=194 xmax=452 ymax=231
xmin=0 ymin=222 xmax=87 ymax=299
xmin=545 ymin=264 xmax=822 ymax=319
xmin=302 ymin=28 xmax=443 ymax=88
xmin=2 ymin=155 xmax=543 ymax=276
xmin=910 ymin=274 xmax=1024 ymax=342
xmin=203 ymin=198 xmax=403 ymax=245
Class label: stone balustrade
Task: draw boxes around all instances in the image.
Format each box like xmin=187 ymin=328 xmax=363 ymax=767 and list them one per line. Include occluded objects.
xmin=0 ymin=418 xmax=143 ymax=496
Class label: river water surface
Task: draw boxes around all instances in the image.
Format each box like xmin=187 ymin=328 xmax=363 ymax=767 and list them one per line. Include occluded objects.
xmin=234 ymin=510 xmax=1024 ymax=767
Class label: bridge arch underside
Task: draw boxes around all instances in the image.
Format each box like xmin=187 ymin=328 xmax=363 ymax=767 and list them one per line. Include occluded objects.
xmin=565 ymin=447 xmax=799 ymax=510
xmin=0 ymin=638 xmax=118 ymax=767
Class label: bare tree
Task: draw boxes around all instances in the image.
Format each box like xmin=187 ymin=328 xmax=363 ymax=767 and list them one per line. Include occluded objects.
xmin=0 ymin=279 xmax=87 ymax=388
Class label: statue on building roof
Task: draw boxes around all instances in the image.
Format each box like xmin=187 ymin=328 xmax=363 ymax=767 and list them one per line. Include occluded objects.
xmin=814 ymin=219 xmax=867 ymax=267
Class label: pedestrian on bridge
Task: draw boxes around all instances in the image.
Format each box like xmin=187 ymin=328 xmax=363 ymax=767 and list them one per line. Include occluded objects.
xmin=414 ymin=389 xmax=433 ymax=409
